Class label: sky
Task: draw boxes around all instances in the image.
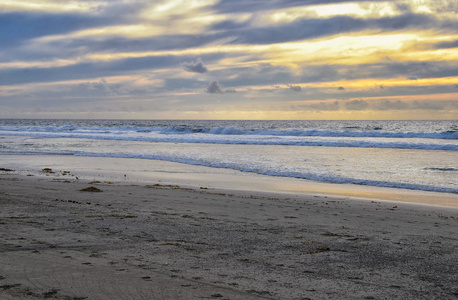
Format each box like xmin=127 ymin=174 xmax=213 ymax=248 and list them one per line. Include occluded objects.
xmin=0 ymin=0 xmax=457 ymax=120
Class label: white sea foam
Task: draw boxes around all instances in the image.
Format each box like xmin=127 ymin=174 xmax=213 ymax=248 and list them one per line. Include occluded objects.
xmin=2 ymin=148 xmax=457 ymax=194
xmin=0 ymin=125 xmax=457 ymax=139
xmin=0 ymin=125 xmax=456 ymax=150
xmin=1 ymin=120 xmax=457 ymax=194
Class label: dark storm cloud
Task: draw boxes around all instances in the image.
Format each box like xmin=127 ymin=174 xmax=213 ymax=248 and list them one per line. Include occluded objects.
xmin=25 ymin=34 xmax=221 ymax=61
xmin=226 ymin=14 xmax=453 ymax=45
xmin=213 ymin=60 xmax=457 ymax=95
xmin=377 ymin=100 xmax=409 ymax=110
xmin=0 ymin=52 xmax=230 ymax=87
xmin=0 ymin=1 xmax=148 ymax=43
xmin=210 ymin=20 xmax=250 ymax=31
xmin=412 ymin=101 xmax=445 ymax=110
xmin=394 ymin=3 xmax=412 ymax=13
xmin=204 ymin=81 xmax=236 ymax=94
xmin=206 ymin=81 xmax=223 ymax=94
xmin=289 ymin=85 xmax=302 ymax=92
xmin=345 ymin=99 xmax=369 ymax=110
xmin=183 ymin=58 xmax=208 ymax=73
xmin=294 ymin=101 xmax=340 ymax=111
xmin=213 ymin=0 xmax=384 ymax=14
xmin=327 ymin=61 xmax=458 ymax=82
xmin=0 ymin=55 xmax=179 ymax=85
xmin=316 ymin=84 xmax=458 ymax=101
xmin=375 ymin=100 xmax=458 ymax=111
xmin=381 ymin=61 xmax=458 ymax=79
xmin=17 ymin=12 xmax=455 ymax=62
xmin=215 ymin=64 xmax=293 ymax=87
xmin=75 ymin=78 xmax=127 ymax=97
xmin=2 ymin=54 xmax=455 ymax=89
xmin=230 ymin=16 xmax=367 ymax=45
xmin=163 ymin=78 xmax=205 ymax=91
xmin=433 ymin=40 xmax=458 ymax=49
xmin=425 ymin=1 xmax=458 ymax=13
xmin=312 ymin=101 xmax=340 ymax=111
xmin=100 ymin=1 xmax=149 ymax=20
xmin=0 ymin=12 xmax=115 ymax=48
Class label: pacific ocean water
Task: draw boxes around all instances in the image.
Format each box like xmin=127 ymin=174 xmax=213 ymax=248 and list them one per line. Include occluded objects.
xmin=0 ymin=119 xmax=457 ymax=193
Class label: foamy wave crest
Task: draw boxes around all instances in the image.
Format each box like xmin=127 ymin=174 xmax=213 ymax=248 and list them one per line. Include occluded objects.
xmin=0 ymin=128 xmax=457 ymax=150
xmin=1 ymin=125 xmax=457 ymax=140
xmin=207 ymin=126 xmax=246 ymax=135
xmin=203 ymin=127 xmax=458 ymax=139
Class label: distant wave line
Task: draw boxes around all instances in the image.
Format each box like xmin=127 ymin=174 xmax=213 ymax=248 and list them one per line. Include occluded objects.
xmin=0 ymin=125 xmax=457 ymax=140
xmin=0 ymin=131 xmax=456 ymax=151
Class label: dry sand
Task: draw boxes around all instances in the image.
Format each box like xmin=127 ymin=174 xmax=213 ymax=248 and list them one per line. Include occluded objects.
xmin=0 ymin=166 xmax=457 ymax=299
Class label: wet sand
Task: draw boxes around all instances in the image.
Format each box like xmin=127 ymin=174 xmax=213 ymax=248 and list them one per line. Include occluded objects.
xmin=0 ymin=163 xmax=457 ymax=299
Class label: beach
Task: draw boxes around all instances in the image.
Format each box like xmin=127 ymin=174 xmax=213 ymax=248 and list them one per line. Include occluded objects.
xmin=1 ymin=157 xmax=457 ymax=299
xmin=2 ymin=0 xmax=458 ymax=297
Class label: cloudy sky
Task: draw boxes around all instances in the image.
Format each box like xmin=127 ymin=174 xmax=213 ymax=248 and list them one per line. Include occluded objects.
xmin=1 ymin=0 xmax=457 ymax=120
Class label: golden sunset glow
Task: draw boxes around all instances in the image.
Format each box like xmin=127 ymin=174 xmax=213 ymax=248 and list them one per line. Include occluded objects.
xmin=0 ymin=0 xmax=457 ymax=119
xmin=0 ymin=0 xmax=104 ymax=12
xmin=267 ymin=2 xmax=400 ymax=23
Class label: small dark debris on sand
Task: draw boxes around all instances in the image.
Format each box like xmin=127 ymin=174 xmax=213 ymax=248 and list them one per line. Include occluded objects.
xmin=42 ymin=168 xmax=54 ymax=173
xmin=43 ymin=289 xmax=59 ymax=298
xmin=80 ymin=186 xmax=103 ymax=192
xmin=0 ymin=283 xmax=21 ymax=290
xmin=0 ymin=168 xmax=14 ymax=172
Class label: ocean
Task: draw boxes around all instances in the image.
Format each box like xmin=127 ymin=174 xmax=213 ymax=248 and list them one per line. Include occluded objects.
xmin=0 ymin=119 xmax=457 ymax=194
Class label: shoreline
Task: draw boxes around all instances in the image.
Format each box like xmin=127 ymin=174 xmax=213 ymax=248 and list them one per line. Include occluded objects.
xmin=1 ymin=154 xmax=457 ymax=208
xmin=0 ymin=159 xmax=457 ymax=299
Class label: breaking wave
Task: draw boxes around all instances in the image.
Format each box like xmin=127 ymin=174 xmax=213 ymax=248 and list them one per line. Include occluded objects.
xmin=0 ymin=125 xmax=457 ymax=151
xmin=0 ymin=125 xmax=457 ymax=139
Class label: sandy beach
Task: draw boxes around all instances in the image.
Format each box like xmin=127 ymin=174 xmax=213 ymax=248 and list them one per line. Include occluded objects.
xmin=0 ymin=160 xmax=457 ymax=299
xmin=2 ymin=0 xmax=458 ymax=297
